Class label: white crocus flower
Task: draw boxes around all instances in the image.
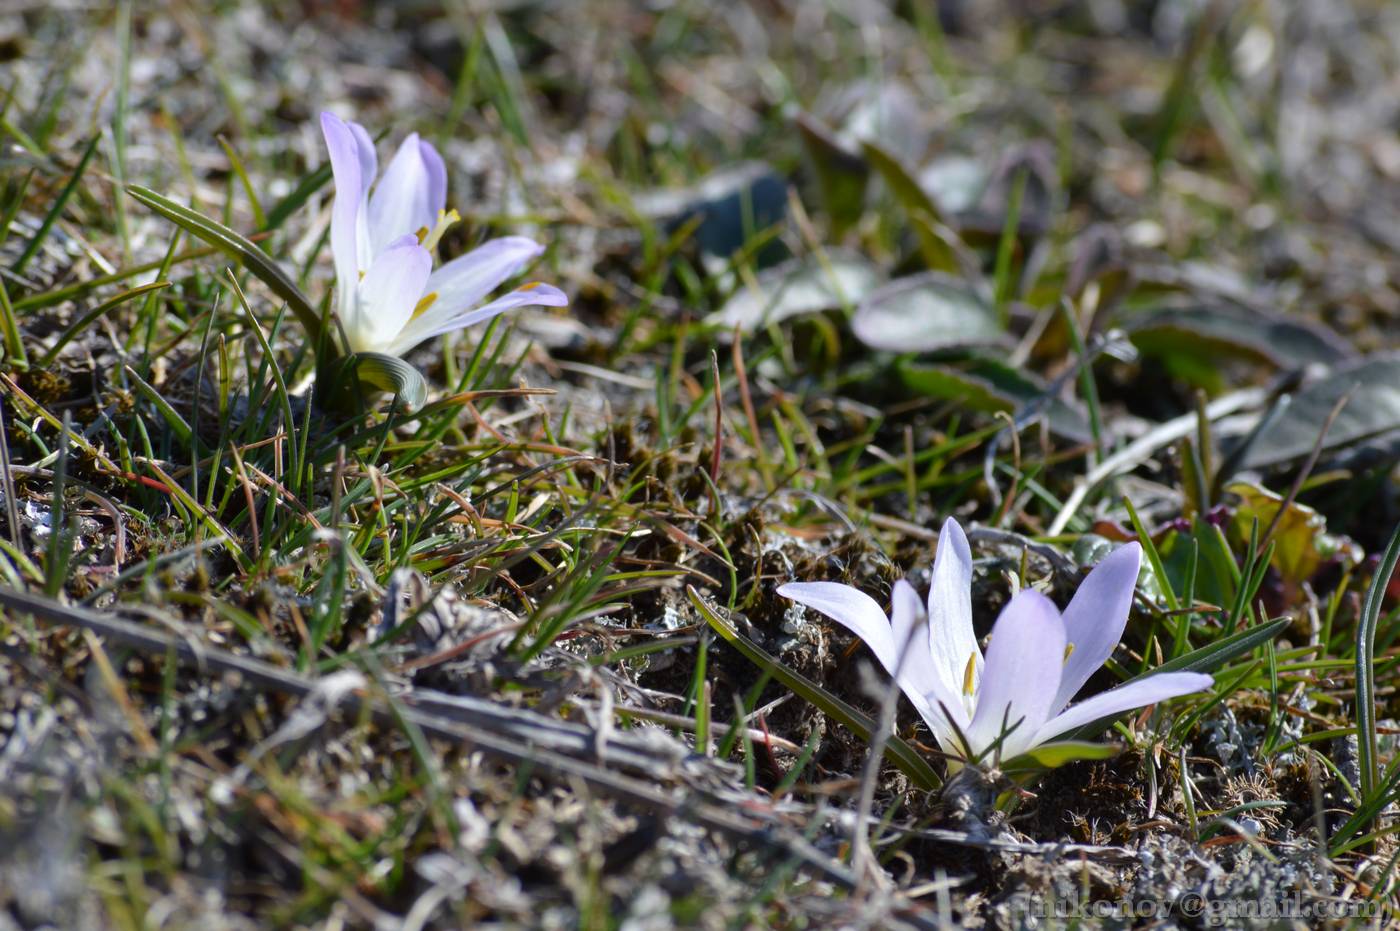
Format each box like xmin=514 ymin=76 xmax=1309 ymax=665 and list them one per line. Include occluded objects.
xmin=779 ymin=518 xmax=1213 ymax=766
xmin=320 ymin=112 xmax=567 ymax=358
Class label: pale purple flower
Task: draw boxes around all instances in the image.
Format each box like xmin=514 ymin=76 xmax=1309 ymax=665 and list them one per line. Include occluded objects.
xmin=319 ymin=112 xmax=567 ymax=357
xmin=778 ymin=518 xmax=1212 ymax=765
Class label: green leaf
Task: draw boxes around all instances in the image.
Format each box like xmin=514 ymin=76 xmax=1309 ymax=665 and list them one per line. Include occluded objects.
xmin=632 ymin=162 xmax=789 ymax=261
xmin=861 ymin=140 xmax=943 ymax=222
xmin=1003 ymin=740 xmax=1121 ymax=773
xmin=1231 ymin=352 xmax=1400 ymax=469
xmin=917 ymin=155 xmax=989 ymax=216
xmin=861 ymin=141 xmax=967 ymax=270
xmin=1062 ymin=616 xmax=1288 ymax=743
xmin=344 ymin=352 xmax=429 ymax=413
xmin=795 ymin=113 xmax=868 ymax=238
xmin=1154 ymin=524 xmax=1236 ymax=616
xmin=688 ymin=586 xmax=941 ymax=790
xmin=1225 ymin=481 xmax=1360 ymax=586
xmin=1124 ymin=303 xmax=1352 ymax=371
xmin=125 ymin=184 xmax=323 ymax=345
xmin=897 ymin=354 xmax=1094 ymax=443
xmin=906 ymin=212 xmax=970 ymax=275
xmin=709 ymin=250 xmax=881 ymax=333
xmin=851 ymin=272 xmax=1004 ymax=353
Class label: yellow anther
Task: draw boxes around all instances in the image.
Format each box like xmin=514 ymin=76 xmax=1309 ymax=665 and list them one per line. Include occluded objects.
xmin=962 ymin=653 xmax=977 ymax=696
xmin=411 ymin=291 xmax=439 ymax=320
xmin=419 ymin=208 xmax=460 ymax=254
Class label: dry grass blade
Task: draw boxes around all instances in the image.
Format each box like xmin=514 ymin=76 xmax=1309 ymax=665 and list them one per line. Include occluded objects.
xmin=0 ymin=586 xmax=915 ymax=909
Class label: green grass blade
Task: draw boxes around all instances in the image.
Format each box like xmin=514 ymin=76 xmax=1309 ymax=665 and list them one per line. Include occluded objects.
xmin=1148 ymin=615 xmax=1288 ymax=677
xmin=124 ymin=364 xmax=192 ymax=447
xmin=226 ymin=271 xmax=301 ymax=486
xmin=1357 ymin=522 xmax=1400 ymax=805
xmin=991 ymin=167 xmax=1027 ymax=322
xmin=688 ymin=585 xmax=941 ymax=790
xmin=12 ymin=135 xmax=99 ymax=276
xmin=263 ymin=163 xmax=330 ymax=232
xmin=40 ymin=280 xmax=168 ymax=366
xmin=1123 ymin=496 xmax=1180 ymax=612
xmin=1062 ymin=616 xmax=1287 ymax=742
xmin=216 ymin=135 xmax=266 ymax=231
xmin=0 ymin=278 xmax=25 ymax=369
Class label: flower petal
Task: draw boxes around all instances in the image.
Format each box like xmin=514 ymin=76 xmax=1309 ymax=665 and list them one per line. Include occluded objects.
xmin=346 ymin=235 xmax=432 ymax=354
xmin=1034 ymin=672 xmax=1213 ymax=745
xmin=387 ymin=281 xmax=567 ymax=356
xmin=888 ymin=580 xmax=970 ymax=749
xmin=367 ymin=132 xmax=443 ymax=255
xmin=889 ymin=580 xmax=927 ymax=682
xmin=321 ymin=112 xmax=368 ymax=321
xmin=346 ymin=120 xmax=378 ymax=265
xmin=422 ymin=237 xmax=546 ymax=321
xmin=777 ymin=582 xmax=899 ymax=674
xmin=964 ymin=590 xmax=1065 ymax=762
xmin=419 ymin=137 xmax=447 ymax=220
xmin=344 ymin=119 xmax=377 ymax=199
xmin=780 ymin=580 xmax=969 ymax=753
xmin=1050 ymin=542 xmax=1142 ymax=714
xmin=927 ymin=517 xmax=981 ymax=701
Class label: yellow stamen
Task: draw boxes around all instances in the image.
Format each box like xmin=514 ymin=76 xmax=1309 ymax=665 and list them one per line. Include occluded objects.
xmin=411 ymin=292 xmax=439 ymax=320
xmin=518 ymin=281 xmax=541 ymax=291
xmin=1063 ymin=643 xmax=1075 ymax=662
xmin=419 ymin=208 xmax=460 ymax=254
xmin=962 ymin=653 xmax=977 ymax=696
